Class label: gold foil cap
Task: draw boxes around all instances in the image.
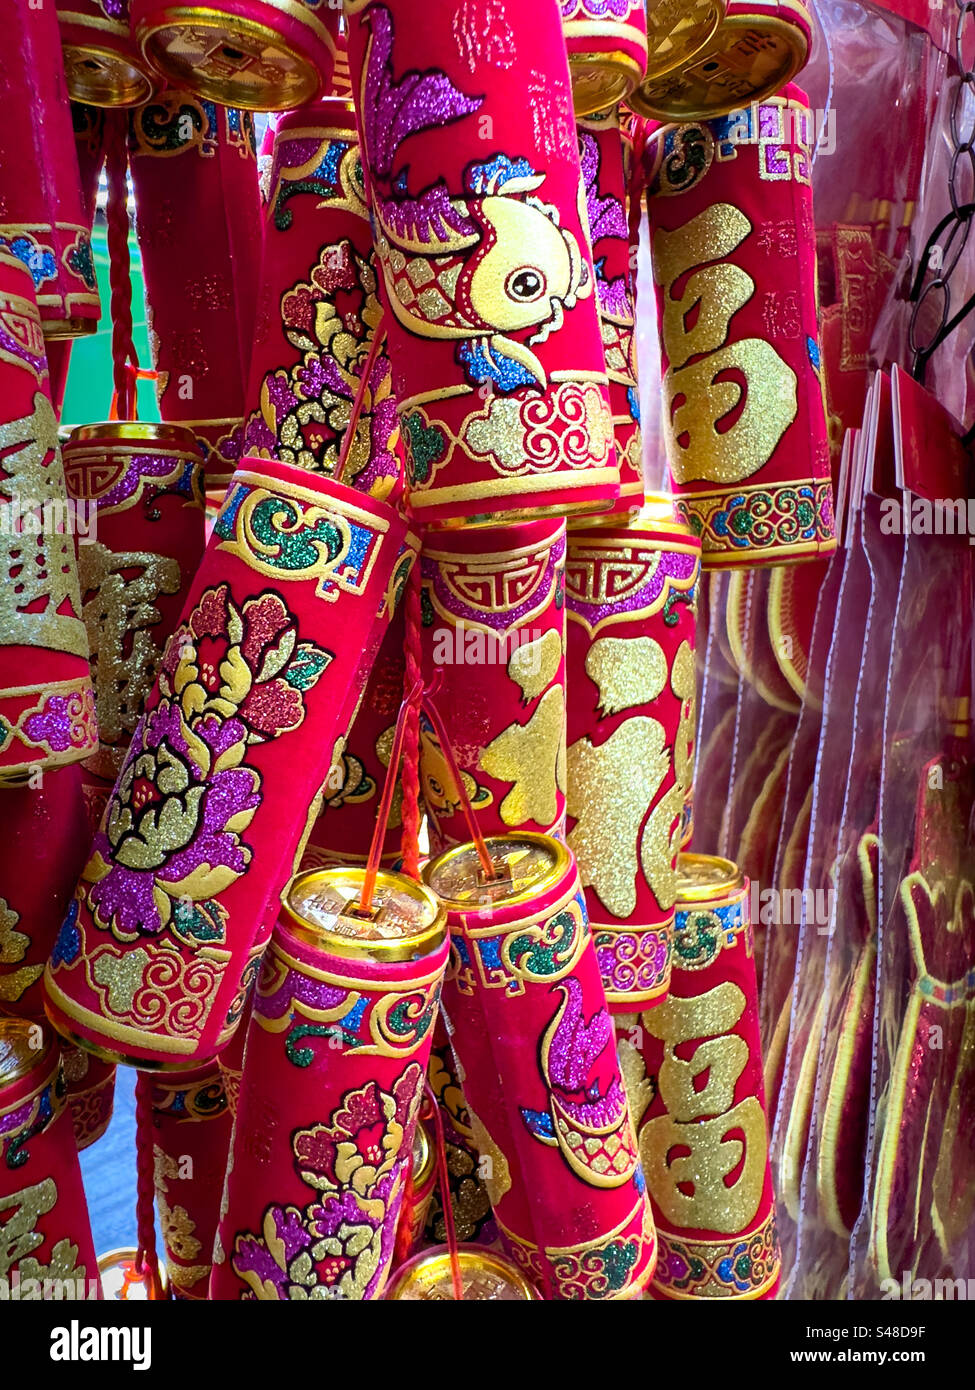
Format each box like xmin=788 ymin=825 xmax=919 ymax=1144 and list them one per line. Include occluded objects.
xmin=643 ymin=0 xmax=726 ymax=83
xmin=627 ymin=7 xmax=809 ymax=122
xmin=385 ymin=1246 xmax=539 ymax=1301
xmin=138 ymin=10 xmax=325 ymax=111
xmin=568 ymin=52 xmax=646 ymax=117
xmin=283 ymin=867 xmax=446 ymax=962
xmin=62 ymin=45 xmax=156 ymax=108
xmin=425 ymin=833 xmax=571 ymax=912
xmin=0 ymin=1018 xmax=53 ymax=1088
xmin=412 ymin=1119 xmax=434 ymax=1187
xmin=675 ymin=852 xmax=745 ymax=902
xmin=66 ymin=420 xmax=202 ymax=452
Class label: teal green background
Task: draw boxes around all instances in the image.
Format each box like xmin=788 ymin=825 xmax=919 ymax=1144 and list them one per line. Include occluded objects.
xmin=60 ymin=223 xmax=161 ymax=430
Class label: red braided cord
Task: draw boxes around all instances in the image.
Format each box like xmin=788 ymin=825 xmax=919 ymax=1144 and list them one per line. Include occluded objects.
xmin=105 ymin=112 xmax=138 ymax=420
xmin=134 ymin=1074 xmax=165 ymax=1299
xmin=399 ymin=554 xmax=423 ymax=879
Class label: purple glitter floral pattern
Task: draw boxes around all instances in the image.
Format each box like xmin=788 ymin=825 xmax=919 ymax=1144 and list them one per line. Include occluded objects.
xmin=244 ymin=234 xmax=401 ymax=501
xmin=594 ymin=926 xmax=672 ymax=1001
xmin=80 ymin=584 xmax=332 ymax=949
xmin=21 ymin=685 xmax=97 ymax=756
xmin=230 ymin=1062 xmax=424 ymax=1300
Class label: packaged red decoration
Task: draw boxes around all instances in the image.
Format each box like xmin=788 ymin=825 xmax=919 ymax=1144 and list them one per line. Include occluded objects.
xmin=561 ymin=0 xmax=648 ymax=116
xmin=0 ymin=1019 xmax=101 ymax=1300
xmin=58 ymin=0 xmax=158 ymax=107
xmin=566 ymin=497 xmax=701 ymax=1011
xmin=419 ymin=521 xmax=567 ymax=853
xmin=644 ymin=85 xmax=835 ymax=567
xmin=244 ymin=98 xmax=403 ymax=504
xmin=43 ymin=457 xmax=419 ymax=1069
xmin=0 ymin=255 xmax=96 ymax=785
xmin=425 ymin=833 xmax=657 ymax=1300
xmin=628 ymin=0 xmax=811 ymax=121
xmin=149 ymin=1061 xmax=234 ymax=1299
xmin=0 ymin=0 xmax=100 ymax=338
xmin=344 ymin=0 xmax=618 ymax=526
xmin=133 ymin=0 xmax=342 ymax=110
xmin=129 ymin=93 xmax=262 ymax=485
xmin=620 ymin=854 xmax=780 ymax=1299
xmin=210 ymin=865 xmax=449 ymax=1300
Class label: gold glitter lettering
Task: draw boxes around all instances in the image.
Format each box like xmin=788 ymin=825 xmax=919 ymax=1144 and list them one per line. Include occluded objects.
xmin=640 ymin=984 xmax=766 ymax=1233
xmin=671 ymin=640 xmax=695 ymax=792
xmin=0 ymin=392 xmax=88 ymax=656
xmin=568 ymin=716 xmax=669 ymax=917
xmin=0 ymin=896 xmax=42 ymax=1003
xmin=481 ymin=684 xmax=566 ymax=828
xmin=0 ymin=1177 xmax=56 ymax=1277
xmin=586 ymin=635 xmax=666 ymax=717
xmin=79 ymin=543 xmax=182 ymax=756
xmin=652 ymin=204 xmax=798 ymax=485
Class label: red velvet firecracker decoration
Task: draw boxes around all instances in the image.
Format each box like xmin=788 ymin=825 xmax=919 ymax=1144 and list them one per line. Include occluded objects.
xmin=344 ymin=0 xmax=620 ymax=527
xmin=425 ymin=834 xmax=657 ymax=1300
xmin=565 ymin=497 xmax=701 ymax=1012
xmin=419 ymin=521 xmax=567 ymax=854
xmin=244 ymin=98 xmax=403 ymax=505
xmin=0 ymin=0 xmax=101 ymax=339
xmin=43 ymin=457 xmax=419 ymax=1068
xmin=620 ymin=854 xmax=781 ymax=1300
xmin=149 ymin=1061 xmax=234 ymax=1299
xmin=0 ymin=1020 xmax=102 ymax=1299
xmin=210 ymin=866 xmax=449 ymax=1300
xmin=129 ymin=94 xmax=262 ymax=486
xmin=0 ymin=255 xmax=96 ymax=785
xmin=644 ymin=85 xmax=834 ymax=567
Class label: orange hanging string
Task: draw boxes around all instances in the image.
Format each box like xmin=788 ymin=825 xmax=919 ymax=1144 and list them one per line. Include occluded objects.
xmin=357 ymin=676 xmax=423 ymax=914
xmin=105 ymin=112 xmax=139 ymax=422
xmin=424 ymin=1078 xmax=464 ymax=1299
xmin=333 ymin=320 xmax=386 ymax=488
xmin=421 ymin=689 xmax=496 ymax=881
xmin=133 ymin=1075 xmax=166 ymax=1299
xmin=399 ymin=558 xmax=424 ymax=880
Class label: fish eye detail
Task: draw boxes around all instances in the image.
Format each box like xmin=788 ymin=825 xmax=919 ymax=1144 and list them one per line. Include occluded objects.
xmin=506 ymin=268 xmax=547 ymax=303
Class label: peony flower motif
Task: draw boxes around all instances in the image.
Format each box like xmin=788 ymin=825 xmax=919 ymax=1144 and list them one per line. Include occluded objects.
xmin=293 ymin=1063 xmax=422 ymax=1217
xmin=85 ymin=584 xmax=330 ymax=944
xmin=229 ymin=1063 xmax=423 ymax=1300
xmin=244 ymin=243 xmax=397 ymax=496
